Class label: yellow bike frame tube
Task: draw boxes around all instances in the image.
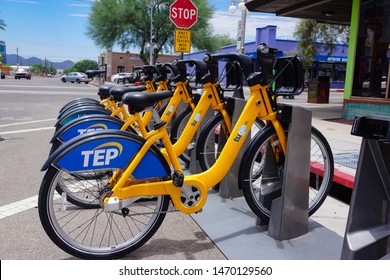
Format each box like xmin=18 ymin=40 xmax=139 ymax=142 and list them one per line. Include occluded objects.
xmin=193 ymin=92 xmax=260 ymax=187
xmin=145 ymin=80 xmax=156 ymax=92
xmin=161 ymin=86 xmax=214 ymax=158
xmin=159 ymin=92 xmax=182 ymax=123
xmin=100 ymin=98 xmax=115 ymax=110
xmin=109 ymin=105 xmax=129 ymax=121
xmin=156 ymin=80 xmax=169 ymax=91
xmin=110 ymin=130 xmax=166 ymax=193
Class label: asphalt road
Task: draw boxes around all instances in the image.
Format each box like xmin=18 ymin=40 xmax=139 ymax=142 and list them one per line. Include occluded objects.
xmin=0 ymin=77 xmax=345 ymax=260
xmin=0 ymin=77 xmax=100 ymax=259
xmin=0 ymin=76 xmax=225 ymax=260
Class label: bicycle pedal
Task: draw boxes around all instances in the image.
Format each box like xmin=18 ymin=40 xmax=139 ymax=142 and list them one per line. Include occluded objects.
xmin=172 ymin=170 xmax=184 ymax=188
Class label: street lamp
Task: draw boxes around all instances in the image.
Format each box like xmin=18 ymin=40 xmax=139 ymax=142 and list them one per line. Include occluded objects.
xmin=228 ymin=0 xmax=247 ymax=54
xmin=147 ymin=3 xmax=156 ymax=65
xmin=145 ymin=41 xmax=157 ymax=65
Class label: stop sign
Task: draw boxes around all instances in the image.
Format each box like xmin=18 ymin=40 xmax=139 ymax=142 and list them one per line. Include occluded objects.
xmin=170 ymin=0 xmax=198 ymax=29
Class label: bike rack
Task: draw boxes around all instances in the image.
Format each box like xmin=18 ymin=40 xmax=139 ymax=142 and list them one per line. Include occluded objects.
xmin=265 ymin=105 xmax=312 ymax=240
xmin=218 ymin=97 xmax=248 ymax=198
xmin=341 ymin=115 xmax=390 ymax=260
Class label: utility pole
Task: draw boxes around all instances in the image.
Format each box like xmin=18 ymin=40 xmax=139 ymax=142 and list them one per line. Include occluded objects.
xmin=16 ymin=47 xmax=19 ymax=68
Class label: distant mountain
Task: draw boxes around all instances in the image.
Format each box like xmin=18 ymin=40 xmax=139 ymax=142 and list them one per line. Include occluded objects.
xmin=5 ymin=54 xmax=75 ymax=70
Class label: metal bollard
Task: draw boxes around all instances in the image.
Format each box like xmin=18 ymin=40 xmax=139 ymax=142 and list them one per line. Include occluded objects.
xmin=218 ymin=98 xmax=248 ymax=198
xmin=341 ymin=115 xmax=390 ymax=259
xmin=267 ymin=105 xmax=312 ymax=240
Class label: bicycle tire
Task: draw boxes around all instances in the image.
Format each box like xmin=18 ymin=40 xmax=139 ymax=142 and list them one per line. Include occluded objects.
xmin=196 ymin=113 xmax=266 ymax=171
xmin=38 ymin=166 xmax=170 ymax=259
xmin=169 ymin=105 xmax=194 ymax=165
xmin=239 ymin=125 xmax=334 ymax=223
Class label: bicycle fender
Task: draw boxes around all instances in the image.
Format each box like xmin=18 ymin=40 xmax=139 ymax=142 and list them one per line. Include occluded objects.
xmin=59 ymin=98 xmax=100 ymax=114
xmin=57 ymin=100 xmax=102 ymax=119
xmin=55 ymin=106 xmax=111 ymax=128
xmin=50 ymin=115 xmax=124 ymax=143
xmin=42 ymin=130 xmax=171 ymax=181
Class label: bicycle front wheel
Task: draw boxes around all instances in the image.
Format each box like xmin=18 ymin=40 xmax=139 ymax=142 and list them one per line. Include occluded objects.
xmin=239 ymin=126 xmax=334 ymax=223
xmin=170 ymin=106 xmax=195 ymax=165
xmin=196 ymin=113 xmax=265 ymax=171
xmin=38 ymin=166 xmax=170 ymax=259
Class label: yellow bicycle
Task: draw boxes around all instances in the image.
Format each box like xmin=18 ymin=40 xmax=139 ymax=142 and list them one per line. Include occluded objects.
xmin=38 ymin=45 xmax=333 ymax=259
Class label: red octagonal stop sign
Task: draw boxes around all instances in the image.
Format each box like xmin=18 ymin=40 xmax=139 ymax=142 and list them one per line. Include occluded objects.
xmin=170 ymin=0 xmax=198 ymax=29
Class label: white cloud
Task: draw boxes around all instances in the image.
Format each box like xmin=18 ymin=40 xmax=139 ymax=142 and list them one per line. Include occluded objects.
xmin=211 ymin=11 xmax=299 ymax=42
xmin=69 ymin=14 xmax=90 ymax=17
xmin=69 ymin=4 xmax=90 ymax=7
xmin=6 ymin=0 xmax=40 ymax=4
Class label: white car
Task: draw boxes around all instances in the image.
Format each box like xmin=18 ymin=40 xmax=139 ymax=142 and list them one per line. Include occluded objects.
xmin=111 ymin=72 xmax=129 ymax=83
xmin=61 ymin=72 xmax=91 ymax=84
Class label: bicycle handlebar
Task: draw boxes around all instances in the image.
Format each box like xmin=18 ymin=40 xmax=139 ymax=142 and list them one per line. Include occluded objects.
xmin=173 ymin=59 xmax=209 ymax=84
xmin=156 ymin=62 xmax=180 ymax=77
xmin=204 ymin=52 xmax=254 ymax=79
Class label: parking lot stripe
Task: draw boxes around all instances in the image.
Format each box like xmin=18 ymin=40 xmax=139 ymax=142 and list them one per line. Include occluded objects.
xmin=0 ymin=127 xmax=54 ymax=135
xmin=0 ymin=118 xmax=56 ymax=128
xmin=0 ymin=196 xmax=38 ymax=219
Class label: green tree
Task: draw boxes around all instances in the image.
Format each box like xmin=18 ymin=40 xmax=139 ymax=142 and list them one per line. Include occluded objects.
xmin=87 ymin=0 xmax=222 ymax=65
xmin=66 ymin=59 xmax=98 ymax=74
xmin=30 ymin=64 xmax=45 ymax=75
xmin=0 ymin=15 xmax=6 ymax=31
xmin=30 ymin=64 xmax=57 ymax=76
xmin=293 ymin=19 xmax=349 ymax=68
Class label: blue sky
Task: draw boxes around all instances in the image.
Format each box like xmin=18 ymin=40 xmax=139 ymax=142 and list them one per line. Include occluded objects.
xmin=0 ymin=0 xmax=299 ymax=62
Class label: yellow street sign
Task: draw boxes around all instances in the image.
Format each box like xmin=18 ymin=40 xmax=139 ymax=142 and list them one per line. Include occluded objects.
xmin=174 ymin=29 xmax=191 ymax=53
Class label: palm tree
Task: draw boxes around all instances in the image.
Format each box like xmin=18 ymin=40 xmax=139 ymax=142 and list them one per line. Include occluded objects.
xmin=0 ymin=16 xmax=6 ymax=31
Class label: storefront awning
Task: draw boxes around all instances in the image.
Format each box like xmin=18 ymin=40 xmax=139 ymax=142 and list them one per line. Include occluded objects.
xmin=246 ymin=0 xmax=353 ymax=25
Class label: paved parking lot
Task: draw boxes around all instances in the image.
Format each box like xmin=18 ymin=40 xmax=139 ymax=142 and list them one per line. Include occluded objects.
xmin=0 ymin=77 xmax=225 ymax=260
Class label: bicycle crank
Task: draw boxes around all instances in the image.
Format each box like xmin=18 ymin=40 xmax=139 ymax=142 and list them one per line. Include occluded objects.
xmin=169 ymin=177 xmax=208 ymax=214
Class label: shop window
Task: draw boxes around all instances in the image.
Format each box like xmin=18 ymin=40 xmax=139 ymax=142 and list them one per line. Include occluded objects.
xmin=353 ymin=1 xmax=390 ymax=99
xmin=310 ymin=62 xmax=346 ymax=84
xmin=117 ymin=66 xmax=125 ymax=73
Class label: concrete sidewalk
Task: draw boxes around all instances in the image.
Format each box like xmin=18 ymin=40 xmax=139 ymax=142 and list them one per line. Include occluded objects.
xmin=89 ymin=85 xmax=364 ymax=259
xmin=186 ymin=91 xmax=360 ymax=260
xmin=128 ymin=89 xmax=363 ymax=260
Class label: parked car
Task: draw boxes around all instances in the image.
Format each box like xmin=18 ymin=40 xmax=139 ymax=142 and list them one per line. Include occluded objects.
xmin=61 ymin=72 xmax=91 ymax=84
xmin=14 ymin=68 xmax=32 ymax=80
xmin=111 ymin=72 xmax=137 ymax=84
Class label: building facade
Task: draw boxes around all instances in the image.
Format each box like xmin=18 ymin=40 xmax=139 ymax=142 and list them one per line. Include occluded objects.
xmin=98 ymin=50 xmax=180 ymax=80
xmin=0 ymin=40 xmax=6 ymax=64
xmin=245 ymin=0 xmax=390 ymax=120
xmin=184 ymin=25 xmax=349 ymax=90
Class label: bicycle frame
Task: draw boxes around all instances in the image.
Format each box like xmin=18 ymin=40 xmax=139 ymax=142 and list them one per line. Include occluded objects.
xmin=108 ymin=78 xmax=161 ymax=122
xmin=51 ymin=72 xmax=190 ymax=146
xmin=160 ymin=79 xmax=232 ymax=161
xmin=105 ymin=77 xmax=287 ymax=214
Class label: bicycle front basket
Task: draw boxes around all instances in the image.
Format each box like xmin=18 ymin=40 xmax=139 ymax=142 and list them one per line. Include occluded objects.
xmin=272 ymin=56 xmax=304 ymax=96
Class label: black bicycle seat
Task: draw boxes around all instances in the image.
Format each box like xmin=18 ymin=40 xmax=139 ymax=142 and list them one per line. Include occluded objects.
xmin=122 ymin=90 xmax=173 ymax=113
xmin=98 ymin=84 xmax=114 ymax=99
xmin=109 ymin=85 xmax=148 ymax=102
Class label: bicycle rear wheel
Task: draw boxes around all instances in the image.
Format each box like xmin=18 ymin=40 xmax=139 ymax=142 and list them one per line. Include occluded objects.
xmin=38 ymin=166 xmax=169 ymax=259
xmin=239 ymin=126 xmax=334 ymax=223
